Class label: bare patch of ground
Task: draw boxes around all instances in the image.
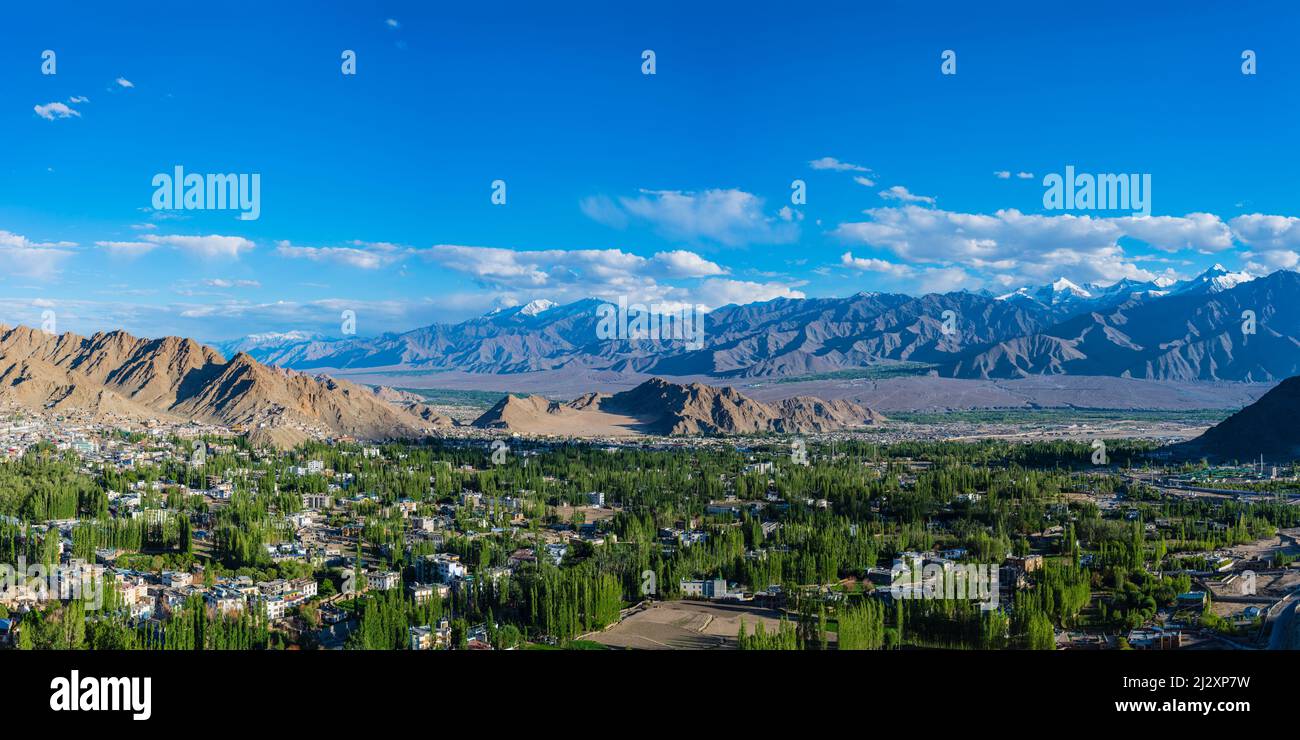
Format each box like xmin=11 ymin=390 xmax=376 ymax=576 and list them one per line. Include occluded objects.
xmin=587 ymin=600 xmax=789 ymax=650
xmin=553 ymin=504 xmax=617 ymax=523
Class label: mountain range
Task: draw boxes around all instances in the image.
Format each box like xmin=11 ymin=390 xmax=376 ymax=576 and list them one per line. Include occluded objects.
xmin=0 ymin=322 xmax=879 ymax=444
xmin=219 ymin=265 xmax=1298 ymax=383
xmin=470 ymin=377 xmax=885 ymax=436
xmin=0 ymin=324 xmax=449 ymax=448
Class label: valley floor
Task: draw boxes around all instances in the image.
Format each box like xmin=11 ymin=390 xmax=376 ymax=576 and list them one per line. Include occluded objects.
xmin=331 ymin=369 xmax=1274 ymax=415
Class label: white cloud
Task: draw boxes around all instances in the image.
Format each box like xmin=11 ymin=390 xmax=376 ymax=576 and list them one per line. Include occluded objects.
xmin=809 ymin=156 xmax=869 ymax=172
xmin=840 ymin=251 xmax=913 ymax=277
xmin=878 ymin=185 xmax=936 ymax=205
xmin=993 ymin=171 xmax=1011 ymax=179
xmin=0 ymin=293 xmax=482 ymax=343
xmin=0 ymin=230 xmax=76 ymax=278
xmin=419 ymin=244 xmax=792 ymax=309
xmin=1230 ymin=214 xmax=1300 ymax=274
xmin=34 ymin=101 xmax=80 ymax=120
xmin=692 ymin=278 xmax=805 ymax=308
xmin=1116 ymin=213 xmax=1234 ymax=252
xmin=1229 ymin=213 xmax=1300 ymax=250
xmin=96 ymin=240 xmax=159 ymax=258
xmin=144 ymin=234 xmax=254 ymax=259
xmin=1244 ymin=249 xmax=1299 ymax=273
xmin=832 ymin=206 xmax=1231 ymax=285
xmin=917 ymin=266 xmax=975 ymax=293
xmin=203 ymin=278 xmax=261 ymax=289
xmin=68 ymin=96 xmax=89 ymax=104
xmin=853 ymin=175 xmax=877 ymax=187
xmin=276 ymin=240 xmax=404 ymax=270
xmin=115 ymin=77 xmax=134 ymax=88
xmin=385 ymin=18 xmax=400 ymax=28
xmin=583 ymin=188 xmax=798 ymax=246
xmin=578 ymin=195 xmax=628 ymax=229
xmin=1016 ymin=172 xmax=1034 ymax=179
xmin=652 ymin=250 xmax=727 ymax=277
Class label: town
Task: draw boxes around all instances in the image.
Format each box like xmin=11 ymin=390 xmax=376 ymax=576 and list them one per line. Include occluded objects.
xmin=2 ymin=401 xmax=1297 ymax=652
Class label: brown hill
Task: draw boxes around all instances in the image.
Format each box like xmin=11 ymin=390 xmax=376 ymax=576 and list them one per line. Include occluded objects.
xmin=471 ymin=377 xmax=884 ymax=436
xmin=1175 ymin=375 xmax=1300 ymax=462
xmin=0 ymin=324 xmax=439 ymax=447
xmin=367 ymin=385 xmax=455 ymax=427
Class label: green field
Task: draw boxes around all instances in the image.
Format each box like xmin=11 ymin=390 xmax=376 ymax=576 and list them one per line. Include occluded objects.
xmin=887 ymin=407 xmax=1237 ymax=425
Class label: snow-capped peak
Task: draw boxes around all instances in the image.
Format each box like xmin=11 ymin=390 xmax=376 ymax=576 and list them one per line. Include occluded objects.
xmin=519 ymin=298 xmax=557 ymax=317
xmin=1048 ymin=277 xmax=1091 ymax=297
xmin=239 ymin=330 xmax=319 ymax=346
xmin=1177 ymin=264 xmax=1256 ymax=294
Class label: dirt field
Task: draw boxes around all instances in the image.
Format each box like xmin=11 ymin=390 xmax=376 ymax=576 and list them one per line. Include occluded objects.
xmin=553 ymin=504 xmax=618 ymax=523
xmin=1224 ymin=527 xmax=1300 ymax=564
xmin=586 ymin=600 xmax=795 ymax=650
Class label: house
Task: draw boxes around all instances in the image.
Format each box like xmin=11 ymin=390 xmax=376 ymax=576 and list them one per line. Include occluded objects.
xmin=891 ymin=552 xmax=926 ymax=582
xmin=1127 ymin=628 xmax=1181 ymax=649
xmin=409 ymin=619 xmax=451 ymax=650
xmin=680 ymin=577 xmax=728 ymax=599
xmin=587 ymin=491 xmax=605 ymax=507
xmin=367 ymin=571 xmax=401 ymax=591
xmin=418 ymin=554 xmax=466 ymax=584
xmin=257 ymin=595 xmax=287 ymax=621
xmin=408 ymin=582 xmax=446 ymax=604
xmin=1006 ymin=554 xmax=1043 ymax=573
xmin=207 ymin=589 xmax=246 ymax=616
xmin=508 ymin=548 xmax=537 ymax=567
xmin=285 ymin=578 xmax=317 ymax=604
xmin=544 ymin=543 xmax=567 ymax=566
xmin=409 ymin=625 xmax=436 ymax=650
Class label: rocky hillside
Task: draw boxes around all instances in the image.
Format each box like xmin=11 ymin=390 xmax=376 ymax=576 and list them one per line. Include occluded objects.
xmin=0 ymin=324 xmax=439 ymax=446
xmin=1175 ymin=376 xmax=1300 ymax=462
xmin=471 ymin=377 xmax=884 ymax=436
xmin=225 ymin=267 xmax=1300 ymax=383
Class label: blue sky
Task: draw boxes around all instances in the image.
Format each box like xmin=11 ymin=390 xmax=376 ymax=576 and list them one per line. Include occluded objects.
xmin=3 ymin=0 xmax=1300 ymax=342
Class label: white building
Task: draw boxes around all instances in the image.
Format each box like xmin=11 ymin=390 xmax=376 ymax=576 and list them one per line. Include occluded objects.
xmin=367 ymin=570 xmax=400 ymax=591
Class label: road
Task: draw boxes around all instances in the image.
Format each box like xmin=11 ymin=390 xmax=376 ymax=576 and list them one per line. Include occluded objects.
xmin=1266 ymin=593 xmax=1296 ymax=650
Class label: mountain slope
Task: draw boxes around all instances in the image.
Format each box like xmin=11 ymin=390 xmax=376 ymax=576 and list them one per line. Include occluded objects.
xmin=1175 ymin=376 xmax=1300 ymax=462
xmin=0 ymin=324 xmax=440 ymax=446
xmin=947 ymin=270 xmax=1300 ymax=381
xmin=220 ymin=268 xmax=1297 ymax=383
xmin=470 ymin=377 xmax=884 ymax=436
